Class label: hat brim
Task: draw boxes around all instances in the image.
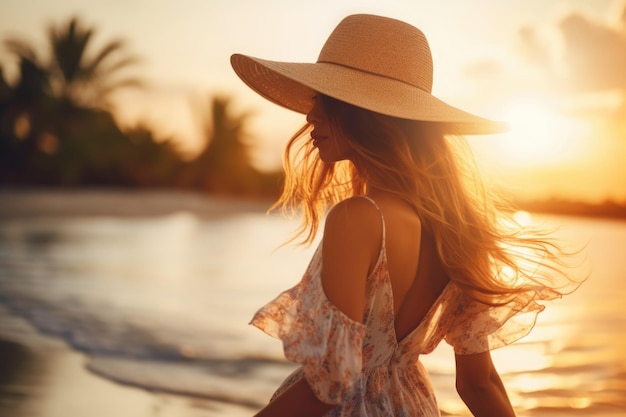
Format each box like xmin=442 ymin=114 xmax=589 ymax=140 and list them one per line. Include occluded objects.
xmin=231 ymin=54 xmax=508 ymax=135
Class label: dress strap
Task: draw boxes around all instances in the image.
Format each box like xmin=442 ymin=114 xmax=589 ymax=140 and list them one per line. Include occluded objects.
xmin=353 ymin=195 xmax=386 ymax=245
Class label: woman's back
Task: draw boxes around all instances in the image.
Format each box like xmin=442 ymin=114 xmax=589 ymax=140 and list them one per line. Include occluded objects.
xmin=251 ymin=194 xmax=452 ymax=415
xmin=360 ymin=192 xmax=450 ymax=341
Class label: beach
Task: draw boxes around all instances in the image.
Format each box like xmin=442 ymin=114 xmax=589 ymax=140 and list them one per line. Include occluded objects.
xmin=0 ymin=306 xmax=253 ymax=417
xmin=0 ymin=189 xmax=270 ymax=417
xmin=0 ymin=188 xmax=271 ymax=220
xmin=0 ymin=189 xmax=625 ymax=417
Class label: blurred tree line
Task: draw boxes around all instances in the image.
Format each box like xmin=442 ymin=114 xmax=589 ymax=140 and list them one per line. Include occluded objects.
xmin=0 ymin=16 xmax=283 ymax=198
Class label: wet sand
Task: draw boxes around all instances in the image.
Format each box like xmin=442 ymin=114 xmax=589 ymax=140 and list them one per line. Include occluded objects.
xmin=0 ymin=189 xmax=264 ymax=417
xmin=0 ymin=306 xmax=253 ymax=417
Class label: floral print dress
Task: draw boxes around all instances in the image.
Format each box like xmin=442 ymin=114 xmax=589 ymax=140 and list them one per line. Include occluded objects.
xmin=250 ymin=197 xmax=559 ymax=416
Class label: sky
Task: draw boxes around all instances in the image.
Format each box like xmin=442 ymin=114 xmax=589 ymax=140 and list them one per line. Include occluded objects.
xmin=1 ymin=0 xmax=625 ymax=203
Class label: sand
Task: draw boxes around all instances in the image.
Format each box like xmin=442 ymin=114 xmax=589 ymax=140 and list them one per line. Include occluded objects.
xmin=0 ymin=188 xmax=264 ymax=417
xmin=0 ymin=304 xmax=254 ymax=417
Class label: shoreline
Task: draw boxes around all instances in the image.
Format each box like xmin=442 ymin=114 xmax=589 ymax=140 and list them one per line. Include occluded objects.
xmin=0 ymin=188 xmax=272 ymax=219
xmin=0 ymin=305 xmax=255 ymax=417
xmin=1 ymin=187 xmax=625 ymax=222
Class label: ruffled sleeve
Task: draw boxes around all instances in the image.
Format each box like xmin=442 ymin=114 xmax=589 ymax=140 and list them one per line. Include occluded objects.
xmin=250 ymin=249 xmax=366 ymax=404
xmin=445 ymin=286 xmax=561 ymax=355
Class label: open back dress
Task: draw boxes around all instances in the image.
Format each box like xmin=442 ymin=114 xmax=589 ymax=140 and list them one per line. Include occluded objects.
xmin=250 ymin=196 xmax=558 ymax=416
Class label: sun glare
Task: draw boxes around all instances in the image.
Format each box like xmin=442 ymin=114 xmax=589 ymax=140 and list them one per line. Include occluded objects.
xmin=495 ymin=96 xmax=590 ymax=166
xmin=512 ymin=210 xmax=533 ymax=227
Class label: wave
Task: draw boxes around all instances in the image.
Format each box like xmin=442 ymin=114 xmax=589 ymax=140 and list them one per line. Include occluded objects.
xmin=88 ymin=355 xmax=296 ymax=409
xmin=0 ymin=288 xmax=298 ymax=407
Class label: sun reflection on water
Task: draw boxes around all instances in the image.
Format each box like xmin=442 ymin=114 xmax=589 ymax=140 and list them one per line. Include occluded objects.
xmin=512 ymin=210 xmax=533 ymax=227
xmin=492 ymin=345 xmax=553 ymax=375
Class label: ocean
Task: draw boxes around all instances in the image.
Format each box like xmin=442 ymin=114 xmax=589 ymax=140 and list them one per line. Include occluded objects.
xmin=0 ymin=190 xmax=624 ymax=416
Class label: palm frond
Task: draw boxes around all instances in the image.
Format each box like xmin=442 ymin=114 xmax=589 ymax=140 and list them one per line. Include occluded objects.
xmin=84 ymin=39 xmax=126 ymax=72
xmin=94 ymin=55 xmax=142 ymax=78
xmin=49 ymin=16 xmax=94 ymax=84
xmin=4 ymin=38 xmax=40 ymax=63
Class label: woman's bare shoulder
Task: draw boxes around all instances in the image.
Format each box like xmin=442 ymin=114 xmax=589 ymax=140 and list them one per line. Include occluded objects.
xmin=323 ymin=197 xmax=382 ymax=261
xmin=327 ymin=196 xmax=380 ymax=221
xmin=325 ymin=196 xmax=382 ymax=237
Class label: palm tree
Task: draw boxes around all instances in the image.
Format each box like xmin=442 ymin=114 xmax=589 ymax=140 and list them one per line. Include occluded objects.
xmin=1 ymin=16 xmax=143 ymax=184
xmin=187 ymin=96 xmax=253 ymax=192
xmin=0 ymin=44 xmax=56 ymax=183
xmin=182 ymin=95 xmax=283 ymax=197
xmin=47 ymin=16 xmax=142 ymax=107
xmin=4 ymin=16 xmax=141 ymax=108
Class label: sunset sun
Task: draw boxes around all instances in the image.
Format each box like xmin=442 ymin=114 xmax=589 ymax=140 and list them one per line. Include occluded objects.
xmin=495 ymin=96 xmax=590 ymax=166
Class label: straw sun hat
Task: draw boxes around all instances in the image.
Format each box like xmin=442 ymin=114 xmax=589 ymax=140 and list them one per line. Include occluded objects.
xmin=231 ymin=14 xmax=507 ymax=135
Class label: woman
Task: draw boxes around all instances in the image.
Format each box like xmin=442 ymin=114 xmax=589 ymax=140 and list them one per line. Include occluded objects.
xmin=231 ymin=14 xmax=576 ymax=417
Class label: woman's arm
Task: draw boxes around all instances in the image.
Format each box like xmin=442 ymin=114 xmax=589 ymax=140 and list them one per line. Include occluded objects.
xmin=455 ymin=350 xmax=516 ymax=417
xmin=321 ymin=197 xmax=381 ymax=321
xmin=255 ymin=198 xmax=379 ymax=416
xmin=253 ymin=377 xmax=335 ymax=417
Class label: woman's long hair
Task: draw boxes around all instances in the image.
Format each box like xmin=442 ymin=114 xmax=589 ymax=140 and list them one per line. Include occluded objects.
xmin=272 ymin=95 xmax=581 ymax=305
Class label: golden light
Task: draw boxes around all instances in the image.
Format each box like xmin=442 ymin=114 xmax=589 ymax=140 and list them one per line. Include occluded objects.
xmin=492 ymin=345 xmax=553 ymax=375
xmin=495 ymin=96 xmax=591 ymax=166
xmin=512 ymin=210 xmax=533 ymax=227
xmin=507 ymin=372 xmax=561 ymax=392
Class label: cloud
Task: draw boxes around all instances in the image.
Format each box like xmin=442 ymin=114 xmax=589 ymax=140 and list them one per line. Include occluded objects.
xmin=443 ymin=3 xmax=626 ymax=121
xmin=518 ymin=25 xmax=552 ymax=69
xmin=516 ymin=3 xmax=626 ymax=93
xmin=558 ymin=9 xmax=626 ymax=92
